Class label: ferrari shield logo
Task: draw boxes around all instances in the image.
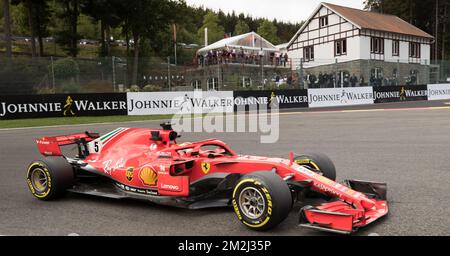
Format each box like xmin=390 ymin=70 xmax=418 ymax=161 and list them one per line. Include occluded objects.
xmin=201 ymin=162 xmax=211 ymax=174
xmin=126 ymin=167 xmax=134 ymax=181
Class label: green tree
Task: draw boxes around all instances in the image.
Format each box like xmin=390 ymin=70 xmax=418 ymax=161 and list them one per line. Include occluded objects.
xmin=364 ymin=0 xmax=383 ymax=12
xmin=2 ymin=0 xmax=12 ymax=63
xmin=81 ymin=0 xmax=123 ymax=57
xmin=257 ymin=19 xmax=279 ymax=45
xmin=9 ymin=3 xmax=27 ymax=34
xmin=275 ymin=19 xmax=302 ymax=43
xmin=364 ymin=0 xmax=450 ymax=60
xmin=54 ymin=0 xmax=80 ymax=57
xmin=77 ymin=14 xmax=98 ymax=40
xmin=118 ymin=0 xmax=176 ymax=86
xmin=11 ymin=0 xmax=36 ymax=57
xmin=11 ymin=0 xmax=51 ymax=57
xmin=234 ymin=20 xmax=250 ymax=35
xmin=197 ymin=11 xmax=225 ymax=45
xmin=31 ymin=0 xmax=52 ymax=57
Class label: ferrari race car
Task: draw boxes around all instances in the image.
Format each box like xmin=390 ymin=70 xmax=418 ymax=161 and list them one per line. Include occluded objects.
xmin=27 ymin=123 xmax=388 ymax=234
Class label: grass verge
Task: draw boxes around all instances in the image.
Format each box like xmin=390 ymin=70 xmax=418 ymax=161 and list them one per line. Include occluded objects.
xmin=0 ymin=115 xmax=174 ymax=129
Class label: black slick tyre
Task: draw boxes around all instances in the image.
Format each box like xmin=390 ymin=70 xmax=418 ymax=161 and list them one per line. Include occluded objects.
xmin=26 ymin=157 xmax=74 ymax=200
xmin=232 ymin=171 xmax=292 ymax=231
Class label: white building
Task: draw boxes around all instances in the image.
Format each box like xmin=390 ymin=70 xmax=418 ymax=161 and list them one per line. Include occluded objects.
xmin=287 ymin=3 xmax=434 ymax=86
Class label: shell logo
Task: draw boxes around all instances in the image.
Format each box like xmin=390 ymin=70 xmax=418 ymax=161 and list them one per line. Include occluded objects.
xmin=139 ymin=167 xmax=158 ymax=186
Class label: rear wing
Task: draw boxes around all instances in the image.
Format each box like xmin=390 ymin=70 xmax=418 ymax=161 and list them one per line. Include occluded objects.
xmin=36 ymin=132 xmax=99 ymax=157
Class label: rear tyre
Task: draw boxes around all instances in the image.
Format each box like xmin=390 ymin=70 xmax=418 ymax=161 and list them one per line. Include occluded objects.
xmin=294 ymin=153 xmax=336 ymax=181
xmin=26 ymin=157 xmax=74 ymax=200
xmin=232 ymin=171 xmax=292 ymax=231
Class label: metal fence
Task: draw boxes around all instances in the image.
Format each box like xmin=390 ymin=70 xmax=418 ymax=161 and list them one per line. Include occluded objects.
xmin=1 ymin=55 xmax=450 ymax=95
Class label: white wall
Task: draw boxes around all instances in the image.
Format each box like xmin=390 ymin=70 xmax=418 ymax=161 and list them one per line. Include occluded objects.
xmin=398 ymin=41 xmax=409 ymax=63
xmin=356 ymin=35 xmax=430 ymax=64
xmin=421 ymin=44 xmax=431 ymax=65
xmin=292 ymin=37 xmax=361 ymax=69
xmin=360 ymin=36 xmax=370 ymax=59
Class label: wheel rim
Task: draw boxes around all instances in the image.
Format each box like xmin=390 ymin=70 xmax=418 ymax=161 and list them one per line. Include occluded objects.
xmin=239 ymin=187 xmax=265 ymax=219
xmin=31 ymin=168 xmax=48 ymax=193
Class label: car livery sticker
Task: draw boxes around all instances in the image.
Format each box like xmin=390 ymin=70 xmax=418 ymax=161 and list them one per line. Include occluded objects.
xmin=139 ymin=166 xmax=158 ymax=186
xmin=87 ymin=128 xmax=128 ymax=154
xmin=292 ymin=165 xmax=318 ymax=177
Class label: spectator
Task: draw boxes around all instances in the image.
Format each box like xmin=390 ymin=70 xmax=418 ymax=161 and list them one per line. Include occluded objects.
xmin=287 ymin=76 xmax=292 ymax=87
xmin=197 ymin=48 xmax=290 ymax=68
xmin=350 ymin=74 xmax=357 ymax=87
xmin=274 ymin=52 xmax=280 ymax=66
xmin=258 ymin=48 xmax=264 ymax=65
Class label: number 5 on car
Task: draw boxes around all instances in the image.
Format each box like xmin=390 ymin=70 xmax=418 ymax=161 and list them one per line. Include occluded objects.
xmin=88 ymin=139 xmax=102 ymax=154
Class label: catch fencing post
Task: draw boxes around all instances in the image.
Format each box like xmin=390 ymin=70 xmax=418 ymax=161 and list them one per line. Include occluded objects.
xmin=298 ymin=58 xmax=304 ymax=89
xmin=334 ymin=58 xmax=338 ymax=88
xmin=50 ymin=56 xmax=55 ymax=89
xmin=112 ymin=56 xmax=116 ymax=92
xmin=218 ymin=61 xmax=221 ymax=90
xmin=167 ymin=56 xmax=171 ymax=91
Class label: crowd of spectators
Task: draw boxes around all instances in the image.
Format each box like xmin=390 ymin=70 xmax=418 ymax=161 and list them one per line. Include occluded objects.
xmin=303 ymin=71 xmax=419 ymax=88
xmin=304 ymin=72 xmax=362 ymax=88
xmin=197 ymin=47 xmax=289 ymax=67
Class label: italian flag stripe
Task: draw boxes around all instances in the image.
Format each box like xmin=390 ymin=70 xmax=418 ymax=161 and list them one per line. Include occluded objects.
xmin=100 ymin=128 xmax=124 ymax=142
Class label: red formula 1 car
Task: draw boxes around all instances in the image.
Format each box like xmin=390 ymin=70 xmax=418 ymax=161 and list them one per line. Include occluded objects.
xmin=27 ymin=123 xmax=388 ymax=234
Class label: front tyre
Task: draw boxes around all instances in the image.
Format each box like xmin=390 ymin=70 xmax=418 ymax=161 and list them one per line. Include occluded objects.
xmin=26 ymin=157 xmax=74 ymax=200
xmin=232 ymin=171 xmax=292 ymax=231
xmin=294 ymin=153 xmax=336 ymax=181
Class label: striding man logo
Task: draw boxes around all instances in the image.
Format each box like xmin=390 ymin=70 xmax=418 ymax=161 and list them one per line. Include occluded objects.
xmin=63 ymin=96 xmax=75 ymax=116
xmin=399 ymin=87 xmax=407 ymax=101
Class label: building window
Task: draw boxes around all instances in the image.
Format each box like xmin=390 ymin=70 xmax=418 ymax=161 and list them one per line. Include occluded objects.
xmin=370 ymin=37 xmax=384 ymax=54
xmin=319 ymin=16 xmax=328 ymax=28
xmin=207 ymin=77 xmax=218 ymax=91
xmin=392 ymin=40 xmax=399 ymax=56
xmin=409 ymin=42 xmax=421 ymax=58
xmin=334 ymin=39 xmax=347 ymax=56
xmin=191 ymin=80 xmax=201 ymax=90
xmin=241 ymin=77 xmax=252 ymax=88
xmin=303 ymin=46 xmax=314 ymax=61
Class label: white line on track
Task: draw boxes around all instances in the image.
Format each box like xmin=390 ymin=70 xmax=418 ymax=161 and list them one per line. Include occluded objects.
xmin=1 ymin=105 xmax=450 ymax=132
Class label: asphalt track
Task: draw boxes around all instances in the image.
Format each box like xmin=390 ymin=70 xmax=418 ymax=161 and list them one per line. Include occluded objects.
xmin=1 ymin=100 xmax=450 ymax=236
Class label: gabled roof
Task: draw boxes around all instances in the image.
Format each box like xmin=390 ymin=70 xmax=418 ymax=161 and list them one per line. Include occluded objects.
xmin=323 ymin=3 xmax=434 ymax=39
xmin=288 ymin=2 xmax=434 ymax=48
xmin=197 ymin=32 xmax=278 ymax=54
xmin=276 ymin=43 xmax=289 ymax=50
